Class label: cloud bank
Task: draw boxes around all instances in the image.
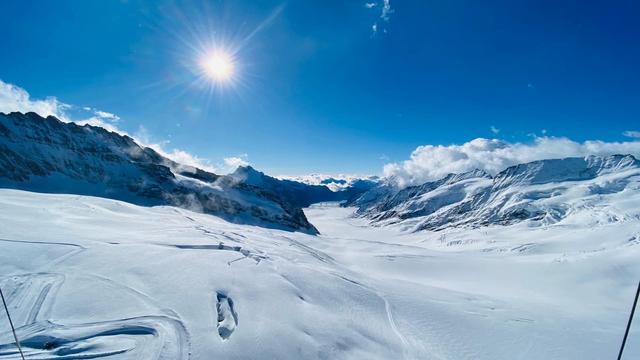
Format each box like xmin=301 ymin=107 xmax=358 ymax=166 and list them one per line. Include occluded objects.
xmin=384 ymin=137 xmax=640 ymax=187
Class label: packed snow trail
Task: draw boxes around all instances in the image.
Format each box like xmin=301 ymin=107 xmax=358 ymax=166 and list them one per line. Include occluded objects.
xmin=1 ymin=190 xmax=639 ymax=359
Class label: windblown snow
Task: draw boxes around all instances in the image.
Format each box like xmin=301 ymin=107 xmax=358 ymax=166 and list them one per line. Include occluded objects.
xmin=1 ymin=188 xmax=639 ymax=359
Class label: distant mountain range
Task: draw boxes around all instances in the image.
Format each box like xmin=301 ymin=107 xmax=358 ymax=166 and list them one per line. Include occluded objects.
xmin=233 ymin=167 xmax=378 ymax=207
xmin=280 ymin=174 xmax=379 ymax=192
xmin=347 ymin=154 xmax=640 ymax=231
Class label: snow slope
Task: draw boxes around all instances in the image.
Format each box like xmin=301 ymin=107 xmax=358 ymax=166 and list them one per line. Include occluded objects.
xmin=1 ymin=190 xmax=639 ymax=359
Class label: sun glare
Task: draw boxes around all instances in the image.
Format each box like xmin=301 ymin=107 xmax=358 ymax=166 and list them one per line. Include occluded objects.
xmin=200 ymin=51 xmax=235 ymax=82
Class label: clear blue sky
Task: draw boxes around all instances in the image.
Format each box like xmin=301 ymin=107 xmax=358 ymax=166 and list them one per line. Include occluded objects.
xmin=1 ymin=0 xmax=639 ymax=175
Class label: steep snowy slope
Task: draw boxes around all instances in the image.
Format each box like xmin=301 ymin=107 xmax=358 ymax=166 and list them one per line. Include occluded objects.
xmin=0 ymin=112 xmax=317 ymax=233
xmin=352 ymin=155 xmax=640 ymax=232
xmin=0 ymin=190 xmax=638 ymax=359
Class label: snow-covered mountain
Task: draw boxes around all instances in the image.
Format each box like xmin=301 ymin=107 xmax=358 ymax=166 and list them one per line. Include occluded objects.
xmin=350 ymin=154 xmax=640 ymax=231
xmin=0 ymin=112 xmax=318 ymax=233
xmin=229 ymin=166 xmax=343 ymax=207
xmin=231 ymin=166 xmax=376 ymax=206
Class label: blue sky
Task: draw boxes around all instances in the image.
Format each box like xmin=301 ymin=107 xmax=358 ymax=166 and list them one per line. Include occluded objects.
xmin=1 ymin=0 xmax=639 ymax=175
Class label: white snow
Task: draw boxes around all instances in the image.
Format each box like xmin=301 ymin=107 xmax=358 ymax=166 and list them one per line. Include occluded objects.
xmin=1 ymin=189 xmax=639 ymax=359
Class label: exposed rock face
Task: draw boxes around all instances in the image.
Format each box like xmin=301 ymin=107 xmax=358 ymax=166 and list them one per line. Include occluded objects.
xmin=350 ymin=155 xmax=640 ymax=231
xmin=0 ymin=112 xmax=318 ymax=233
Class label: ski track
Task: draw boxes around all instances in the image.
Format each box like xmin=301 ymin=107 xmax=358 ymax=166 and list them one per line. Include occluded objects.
xmin=0 ymin=259 xmax=191 ymax=359
xmin=1 ymin=273 xmax=63 ymax=327
xmin=161 ymin=243 xmax=267 ymax=264
xmin=0 ymin=316 xmax=189 ymax=360
xmin=328 ymin=272 xmax=411 ymax=359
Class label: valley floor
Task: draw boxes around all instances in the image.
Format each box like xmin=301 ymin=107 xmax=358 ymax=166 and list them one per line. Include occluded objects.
xmin=0 ymin=189 xmax=639 ymax=359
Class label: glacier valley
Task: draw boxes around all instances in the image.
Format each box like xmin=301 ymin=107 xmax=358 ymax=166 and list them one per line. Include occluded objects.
xmin=0 ymin=189 xmax=638 ymax=359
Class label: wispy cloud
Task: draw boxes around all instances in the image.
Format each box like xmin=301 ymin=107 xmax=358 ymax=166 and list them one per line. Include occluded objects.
xmin=94 ymin=110 xmax=120 ymax=122
xmin=223 ymin=154 xmax=250 ymax=171
xmin=490 ymin=126 xmax=500 ymax=134
xmin=380 ymin=0 xmax=393 ymax=21
xmin=133 ymin=125 xmax=218 ymax=172
xmin=384 ymin=136 xmax=640 ymax=187
xmin=367 ymin=0 xmax=393 ymax=35
xmin=623 ymin=130 xmax=640 ymax=139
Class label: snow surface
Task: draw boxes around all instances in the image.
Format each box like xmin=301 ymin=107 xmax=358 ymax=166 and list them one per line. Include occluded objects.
xmin=1 ymin=189 xmax=639 ymax=359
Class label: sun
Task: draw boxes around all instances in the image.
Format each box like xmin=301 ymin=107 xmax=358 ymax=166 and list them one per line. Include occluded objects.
xmin=200 ymin=51 xmax=235 ymax=82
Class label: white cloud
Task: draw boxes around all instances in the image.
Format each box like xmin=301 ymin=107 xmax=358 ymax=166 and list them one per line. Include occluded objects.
xmin=164 ymin=149 xmax=216 ymax=172
xmin=223 ymin=155 xmax=249 ymax=170
xmin=380 ymin=0 xmax=393 ymax=21
xmin=490 ymin=126 xmax=500 ymax=134
xmin=623 ymin=130 xmax=640 ymax=139
xmin=367 ymin=1 xmax=393 ymax=34
xmin=133 ymin=125 xmax=217 ymax=172
xmin=384 ymin=137 xmax=640 ymax=187
xmin=74 ymin=117 xmax=123 ymax=134
xmin=0 ymin=79 xmax=122 ymax=131
xmin=94 ymin=110 xmax=120 ymax=122
xmin=0 ymin=79 xmax=71 ymax=120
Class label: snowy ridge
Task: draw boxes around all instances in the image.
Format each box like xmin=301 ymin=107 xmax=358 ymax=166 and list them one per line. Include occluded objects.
xmin=0 ymin=112 xmax=317 ymax=233
xmin=351 ymin=154 xmax=640 ymax=231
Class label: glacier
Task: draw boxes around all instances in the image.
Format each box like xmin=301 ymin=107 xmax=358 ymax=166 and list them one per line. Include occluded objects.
xmin=0 ymin=190 xmax=639 ymax=359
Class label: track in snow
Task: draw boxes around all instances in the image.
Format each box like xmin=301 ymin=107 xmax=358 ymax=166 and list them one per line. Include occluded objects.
xmin=0 ymin=273 xmax=190 ymax=359
xmin=215 ymin=292 xmax=238 ymax=341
